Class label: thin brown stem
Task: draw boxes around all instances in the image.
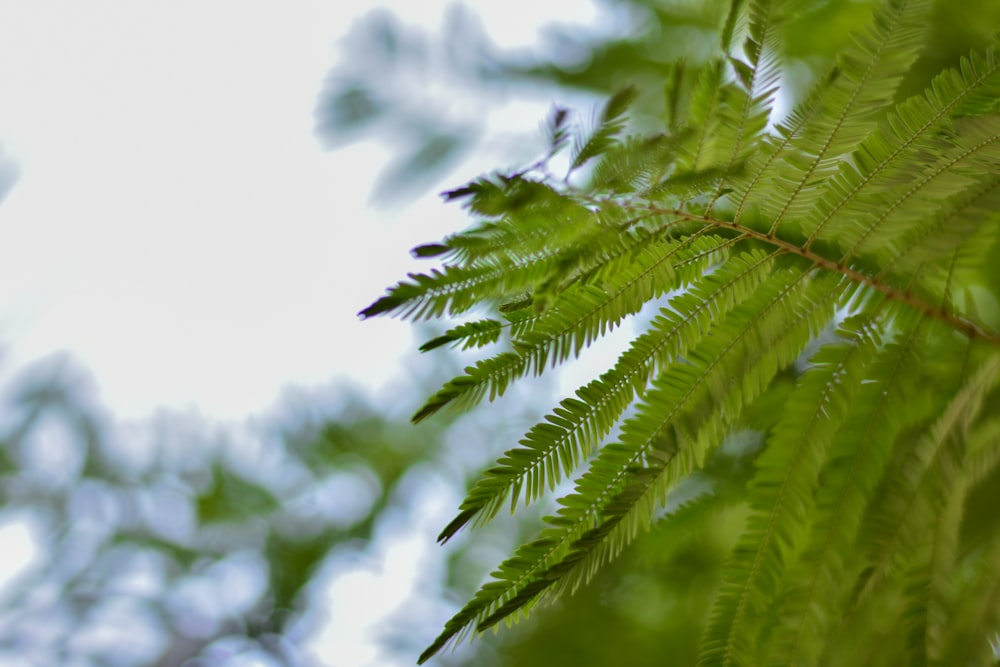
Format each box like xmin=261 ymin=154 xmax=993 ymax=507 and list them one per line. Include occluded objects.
xmin=635 ymin=204 xmax=1000 ymax=347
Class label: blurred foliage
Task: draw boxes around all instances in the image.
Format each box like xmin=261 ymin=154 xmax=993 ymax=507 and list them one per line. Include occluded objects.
xmin=0 ymin=145 xmax=18 ymax=206
xmin=318 ymin=0 xmax=1000 ymax=200
xmin=0 ymin=353 xmax=466 ymax=666
xmin=0 ymin=346 xmax=556 ymax=666
xmin=315 ymin=7 xmax=492 ymax=204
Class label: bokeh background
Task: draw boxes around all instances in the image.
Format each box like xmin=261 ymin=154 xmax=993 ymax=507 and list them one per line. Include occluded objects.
xmin=0 ymin=1 xmax=998 ymax=665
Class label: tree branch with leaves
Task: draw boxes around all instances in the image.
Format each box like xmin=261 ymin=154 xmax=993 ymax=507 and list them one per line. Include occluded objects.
xmin=361 ymin=0 xmax=1000 ymax=663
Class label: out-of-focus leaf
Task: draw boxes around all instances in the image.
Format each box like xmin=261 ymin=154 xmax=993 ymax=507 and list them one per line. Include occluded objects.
xmin=265 ymin=531 xmax=340 ymax=626
xmin=0 ymin=147 xmax=18 ymax=205
xmin=315 ymin=84 xmax=384 ymax=145
xmin=196 ymin=464 xmax=280 ymax=523
xmin=371 ymin=133 xmax=468 ymax=204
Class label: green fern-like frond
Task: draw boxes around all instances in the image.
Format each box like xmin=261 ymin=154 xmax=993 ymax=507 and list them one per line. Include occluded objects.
xmin=361 ymin=0 xmax=1000 ymax=662
xmin=438 ymin=247 xmax=775 ymax=542
xmin=735 ymin=0 xmax=930 ymax=234
xmin=569 ymin=86 xmax=640 ymax=174
xmin=411 ymin=231 xmax=730 ymax=422
xmin=801 ymin=40 xmax=1000 ymax=253
xmin=422 ymin=267 xmax=843 ymax=656
xmin=761 ymin=309 xmax=936 ymax=666
xmin=858 ymin=351 xmax=1000 ymax=599
xmin=700 ymin=314 xmax=884 ymax=667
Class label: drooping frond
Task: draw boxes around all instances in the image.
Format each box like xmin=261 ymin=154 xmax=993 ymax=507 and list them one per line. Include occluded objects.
xmin=937 ymin=526 xmax=1000 ymax=666
xmin=422 ymin=268 xmax=844 ymax=657
xmin=439 ymin=248 xmax=776 ymax=541
xmin=857 ymin=351 xmax=1000 ymax=602
xmin=963 ymin=414 xmax=1000 ymax=489
xmin=411 ymin=230 xmax=729 ymax=422
xmin=700 ymin=314 xmax=884 ymax=667
xmin=359 ymin=0 xmax=1000 ymax=662
xmin=761 ymin=308 xmax=936 ymax=667
xmin=808 ymin=346 xmax=1000 ymax=665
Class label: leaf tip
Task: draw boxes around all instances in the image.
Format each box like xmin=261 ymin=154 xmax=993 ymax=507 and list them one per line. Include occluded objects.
xmin=419 ymin=335 xmax=452 ymax=353
xmin=437 ymin=507 xmax=479 ymax=543
xmin=411 ymin=243 xmax=450 ymax=259
xmin=411 ymin=402 xmax=442 ymax=424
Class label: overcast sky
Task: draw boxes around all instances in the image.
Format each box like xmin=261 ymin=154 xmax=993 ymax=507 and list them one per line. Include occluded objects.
xmin=0 ymin=3 xmax=631 ymax=665
xmin=0 ymin=0 xmax=601 ymax=420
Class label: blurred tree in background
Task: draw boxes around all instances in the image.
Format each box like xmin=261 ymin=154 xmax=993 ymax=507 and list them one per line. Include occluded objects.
xmin=0 ymin=348 xmax=547 ymax=666
xmin=0 ymin=354 xmax=455 ymax=666
xmin=319 ymin=0 xmax=1000 ymax=198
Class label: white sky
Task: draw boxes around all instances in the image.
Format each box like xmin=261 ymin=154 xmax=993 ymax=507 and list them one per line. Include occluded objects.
xmin=0 ymin=0 xmax=600 ymax=420
xmin=0 ymin=3 xmax=622 ymax=666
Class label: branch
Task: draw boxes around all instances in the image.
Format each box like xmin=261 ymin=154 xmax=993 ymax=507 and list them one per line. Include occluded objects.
xmin=637 ymin=204 xmax=1000 ymax=347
